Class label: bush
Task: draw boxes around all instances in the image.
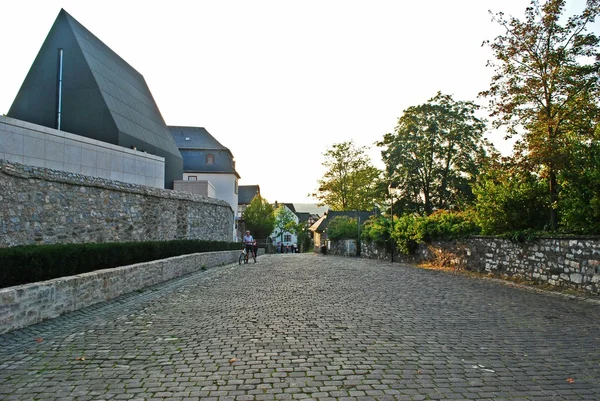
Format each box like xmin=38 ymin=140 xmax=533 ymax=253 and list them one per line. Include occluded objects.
xmin=391 ymin=210 xmax=479 ymax=255
xmin=472 ymin=166 xmax=549 ymax=235
xmin=417 ymin=210 xmax=480 ymax=241
xmin=0 ymin=240 xmax=238 ymax=288
xmin=327 ymin=216 xmax=358 ymax=240
xmin=361 ymin=215 xmax=391 ymax=248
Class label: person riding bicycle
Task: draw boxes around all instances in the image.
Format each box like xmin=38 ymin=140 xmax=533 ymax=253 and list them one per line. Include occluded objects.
xmin=243 ymin=230 xmax=256 ymax=259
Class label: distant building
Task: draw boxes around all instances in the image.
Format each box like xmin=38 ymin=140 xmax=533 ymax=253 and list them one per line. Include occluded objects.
xmin=309 ymin=210 xmax=378 ymax=252
xmin=271 ymin=203 xmax=299 ymax=249
xmin=7 ymin=9 xmax=183 ymax=188
xmin=170 ymin=126 xmax=240 ymax=240
xmin=236 ymin=185 xmax=261 ymax=240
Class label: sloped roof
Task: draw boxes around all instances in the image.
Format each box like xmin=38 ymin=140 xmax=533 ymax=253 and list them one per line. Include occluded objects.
xmin=169 ymin=126 xmax=229 ymax=151
xmin=309 ymin=210 xmax=377 ymax=233
xmin=8 ymin=9 xmax=183 ymax=188
xmin=178 ymin=149 xmax=240 ymax=177
xmin=239 ymin=185 xmax=260 ymax=204
xmin=169 ymin=126 xmax=239 ymax=177
xmin=62 ymin=10 xmax=181 ymax=157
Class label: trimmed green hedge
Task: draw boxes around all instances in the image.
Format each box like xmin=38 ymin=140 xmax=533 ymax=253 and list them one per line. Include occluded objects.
xmin=0 ymin=240 xmax=239 ymax=289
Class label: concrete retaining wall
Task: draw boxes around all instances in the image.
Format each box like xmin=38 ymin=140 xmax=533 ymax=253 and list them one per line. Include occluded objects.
xmin=0 ymin=250 xmax=242 ymax=334
xmin=0 ymin=115 xmax=165 ymax=188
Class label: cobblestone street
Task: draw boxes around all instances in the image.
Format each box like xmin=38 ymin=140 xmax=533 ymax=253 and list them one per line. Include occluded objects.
xmin=1 ymin=253 xmax=599 ymax=400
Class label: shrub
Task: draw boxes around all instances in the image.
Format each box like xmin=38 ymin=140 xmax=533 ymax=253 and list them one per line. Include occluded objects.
xmin=472 ymin=166 xmax=549 ymax=235
xmin=0 ymin=240 xmax=238 ymax=288
xmin=391 ymin=210 xmax=479 ymax=255
xmin=327 ymin=216 xmax=358 ymax=240
xmin=361 ymin=215 xmax=391 ymax=248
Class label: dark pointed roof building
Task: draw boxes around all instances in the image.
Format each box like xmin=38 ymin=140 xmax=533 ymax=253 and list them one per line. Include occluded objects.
xmin=169 ymin=126 xmax=239 ymax=177
xmin=7 ymin=9 xmax=183 ymax=188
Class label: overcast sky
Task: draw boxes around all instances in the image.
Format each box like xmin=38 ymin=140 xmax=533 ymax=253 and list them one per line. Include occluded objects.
xmin=1 ymin=1 xmax=597 ymax=203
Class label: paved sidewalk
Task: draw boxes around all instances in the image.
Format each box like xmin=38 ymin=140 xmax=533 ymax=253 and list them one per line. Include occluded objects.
xmin=1 ymin=253 xmax=599 ymax=400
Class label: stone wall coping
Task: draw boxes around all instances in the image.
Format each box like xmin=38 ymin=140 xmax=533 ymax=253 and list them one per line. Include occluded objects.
xmin=0 ymin=159 xmax=232 ymax=211
xmin=469 ymin=235 xmax=600 ymax=240
xmin=0 ymin=249 xmax=249 ymax=334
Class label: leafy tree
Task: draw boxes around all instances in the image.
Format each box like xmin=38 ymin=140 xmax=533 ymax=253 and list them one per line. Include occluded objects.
xmin=285 ymin=220 xmax=311 ymax=251
xmin=378 ymin=92 xmax=490 ymax=216
xmin=273 ymin=205 xmax=297 ymax=242
xmin=311 ymin=141 xmax=383 ymax=211
xmin=558 ymin=140 xmax=600 ymax=233
xmin=243 ymin=195 xmax=275 ymax=239
xmin=472 ymin=158 xmax=549 ymax=235
xmin=480 ymin=0 xmax=600 ymax=228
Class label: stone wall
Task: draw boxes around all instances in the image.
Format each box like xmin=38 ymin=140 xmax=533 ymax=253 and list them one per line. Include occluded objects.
xmin=0 ymin=116 xmax=165 ymax=188
xmin=358 ymin=237 xmax=600 ymax=294
xmin=0 ymin=160 xmax=233 ymax=247
xmin=327 ymin=239 xmax=358 ymax=256
xmin=0 ymin=250 xmax=242 ymax=334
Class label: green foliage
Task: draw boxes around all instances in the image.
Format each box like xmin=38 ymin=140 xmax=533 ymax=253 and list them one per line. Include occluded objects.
xmin=273 ymin=206 xmax=297 ymax=241
xmin=391 ymin=210 xmax=479 ymax=254
xmin=391 ymin=214 xmax=425 ymax=255
xmin=0 ymin=240 xmax=238 ymax=288
xmin=417 ymin=210 xmax=480 ymax=241
xmin=378 ymin=92 xmax=490 ymax=216
xmin=327 ymin=216 xmax=358 ymax=241
xmin=558 ymin=141 xmax=600 ymax=234
xmin=243 ymin=195 xmax=276 ymax=239
xmin=311 ymin=140 xmax=383 ymax=211
xmin=361 ymin=215 xmax=391 ymax=248
xmin=481 ymin=0 xmax=600 ymax=228
xmin=472 ymin=161 xmax=549 ymax=235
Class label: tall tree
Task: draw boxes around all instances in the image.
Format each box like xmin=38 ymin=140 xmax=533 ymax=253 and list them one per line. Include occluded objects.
xmin=480 ymin=0 xmax=600 ymax=228
xmin=243 ymin=195 xmax=276 ymax=239
xmin=273 ymin=205 xmax=297 ymax=242
xmin=311 ymin=140 xmax=382 ymax=211
xmin=378 ymin=92 xmax=490 ymax=215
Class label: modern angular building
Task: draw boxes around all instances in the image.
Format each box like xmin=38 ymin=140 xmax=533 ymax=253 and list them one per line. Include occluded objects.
xmin=7 ymin=9 xmax=182 ymax=188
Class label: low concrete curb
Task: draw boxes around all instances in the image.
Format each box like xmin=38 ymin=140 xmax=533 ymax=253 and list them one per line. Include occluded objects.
xmin=0 ymin=250 xmax=241 ymax=334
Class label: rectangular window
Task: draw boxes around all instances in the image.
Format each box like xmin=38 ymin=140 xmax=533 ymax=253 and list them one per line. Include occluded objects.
xmin=284 ymin=234 xmax=292 ymax=242
xmin=234 ymin=180 xmax=238 ymax=194
xmin=188 ymin=176 xmax=197 ymax=181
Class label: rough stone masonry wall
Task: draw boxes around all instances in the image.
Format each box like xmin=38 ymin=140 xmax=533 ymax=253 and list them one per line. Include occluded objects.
xmin=0 ymin=159 xmax=234 ymax=247
xmin=359 ymin=237 xmax=600 ymax=294
xmin=0 ymin=250 xmax=241 ymax=334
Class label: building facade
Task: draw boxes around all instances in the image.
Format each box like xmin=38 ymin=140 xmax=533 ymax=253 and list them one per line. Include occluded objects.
xmin=7 ymin=9 xmax=183 ymax=188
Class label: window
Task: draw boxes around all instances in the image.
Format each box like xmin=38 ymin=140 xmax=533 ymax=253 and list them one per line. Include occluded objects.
xmin=284 ymin=234 xmax=292 ymax=242
xmin=188 ymin=176 xmax=197 ymax=181
xmin=206 ymin=154 xmax=214 ymax=164
xmin=234 ymin=180 xmax=238 ymax=194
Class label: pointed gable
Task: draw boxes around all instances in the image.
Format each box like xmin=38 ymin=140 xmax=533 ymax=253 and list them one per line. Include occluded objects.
xmin=8 ymin=9 xmax=182 ymax=188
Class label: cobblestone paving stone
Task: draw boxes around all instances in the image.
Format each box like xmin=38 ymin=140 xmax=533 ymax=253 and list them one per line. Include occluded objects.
xmin=1 ymin=253 xmax=600 ymax=401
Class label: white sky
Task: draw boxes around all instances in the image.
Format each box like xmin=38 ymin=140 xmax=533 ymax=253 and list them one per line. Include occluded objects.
xmin=1 ymin=0 xmax=597 ymax=203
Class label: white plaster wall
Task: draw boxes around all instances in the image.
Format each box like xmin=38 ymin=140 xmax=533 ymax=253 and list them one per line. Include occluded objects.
xmin=0 ymin=116 xmax=165 ymax=188
xmin=183 ymin=172 xmax=238 ymax=240
xmin=271 ymin=205 xmax=300 ymax=245
xmin=174 ymin=180 xmax=216 ymax=198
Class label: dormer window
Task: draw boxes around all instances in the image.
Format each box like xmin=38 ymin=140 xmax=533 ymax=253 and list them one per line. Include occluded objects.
xmin=206 ymin=154 xmax=214 ymax=164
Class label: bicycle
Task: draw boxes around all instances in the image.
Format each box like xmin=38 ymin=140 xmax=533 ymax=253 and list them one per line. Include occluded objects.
xmin=239 ymin=245 xmax=256 ymax=264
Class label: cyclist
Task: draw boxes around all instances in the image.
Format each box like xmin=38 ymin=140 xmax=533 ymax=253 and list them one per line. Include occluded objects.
xmin=243 ymin=230 xmax=256 ymax=261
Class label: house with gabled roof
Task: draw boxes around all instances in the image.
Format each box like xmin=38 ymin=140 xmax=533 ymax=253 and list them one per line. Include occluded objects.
xmin=7 ymin=9 xmax=182 ymax=188
xmin=170 ymin=126 xmax=240 ymax=240
xmin=309 ymin=210 xmax=378 ymax=253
